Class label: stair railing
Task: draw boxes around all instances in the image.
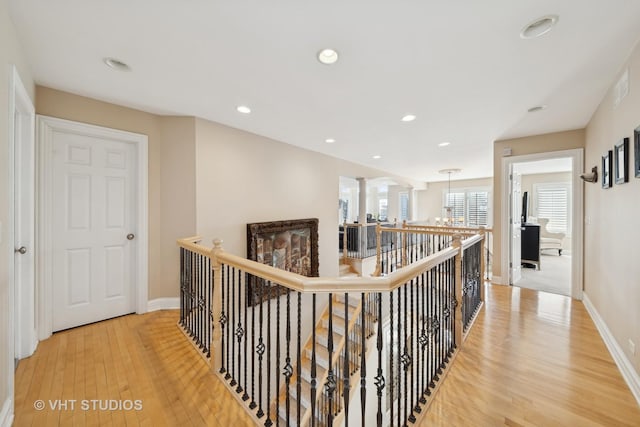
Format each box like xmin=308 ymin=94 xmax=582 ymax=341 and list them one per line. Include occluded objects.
xmin=177 ymin=231 xmax=484 ymax=426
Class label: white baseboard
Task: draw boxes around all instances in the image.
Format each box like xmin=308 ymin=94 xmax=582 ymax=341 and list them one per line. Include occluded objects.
xmin=583 ymin=293 xmax=640 ymax=406
xmin=0 ymin=398 xmax=13 ymax=427
xmin=147 ymin=297 xmax=180 ymax=312
xmin=490 ymin=275 xmax=504 ymax=285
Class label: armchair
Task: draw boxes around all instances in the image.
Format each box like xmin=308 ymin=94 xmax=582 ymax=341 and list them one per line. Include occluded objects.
xmin=538 ymin=218 xmax=565 ymax=255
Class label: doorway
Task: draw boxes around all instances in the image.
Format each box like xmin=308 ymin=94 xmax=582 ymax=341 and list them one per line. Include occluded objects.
xmin=37 ymin=116 xmax=149 ymax=338
xmin=501 ymin=149 xmax=584 ymax=299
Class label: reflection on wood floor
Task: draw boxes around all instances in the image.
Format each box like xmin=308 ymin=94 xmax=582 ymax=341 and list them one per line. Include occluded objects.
xmin=419 ymin=285 xmax=640 ymax=426
xmin=13 ymin=285 xmax=640 ymax=426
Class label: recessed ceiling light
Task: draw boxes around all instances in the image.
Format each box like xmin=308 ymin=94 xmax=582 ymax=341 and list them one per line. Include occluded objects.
xmin=317 ymin=48 xmax=339 ymax=65
xmin=325 ymin=138 xmax=336 ymax=144
xmin=401 ymin=114 xmax=416 ymax=122
xmin=438 ymin=142 xmax=451 ymax=147
xmin=103 ymin=57 xmax=131 ymax=72
xmin=528 ymin=105 xmax=547 ymax=113
xmin=236 ymin=105 xmax=252 ymax=114
xmin=372 ymin=155 xmax=382 ymax=159
xmin=520 ymin=15 xmax=559 ymax=39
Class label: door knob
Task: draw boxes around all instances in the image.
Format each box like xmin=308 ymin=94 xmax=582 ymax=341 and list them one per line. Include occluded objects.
xmin=15 ymin=246 xmax=27 ymax=254
xmin=127 ymin=234 xmax=135 ymax=241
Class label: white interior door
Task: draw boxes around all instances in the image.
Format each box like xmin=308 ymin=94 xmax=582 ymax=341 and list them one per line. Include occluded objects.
xmin=50 ymin=128 xmax=137 ymax=331
xmin=510 ymin=171 xmax=522 ymax=284
xmin=10 ymin=66 xmax=37 ymax=361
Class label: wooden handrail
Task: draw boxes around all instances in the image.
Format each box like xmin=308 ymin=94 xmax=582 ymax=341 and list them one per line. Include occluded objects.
xmin=461 ymin=233 xmax=483 ymax=250
xmin=177 ymin=237 xmax=459 ymax=294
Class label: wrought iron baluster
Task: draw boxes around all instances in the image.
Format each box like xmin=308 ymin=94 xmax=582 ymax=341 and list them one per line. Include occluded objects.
xmin=311 ymin=294 xmax=317 ymax=427
xmin=220 ymin=264 xmax=227 ymax=375
xmin=397 ymin=287 xmax=402 ymax=427
xmin=266 ymin=282 xmax=272 ymax=427
xmin=230 ymin=267 xmax=237 ymax=387
xmin=325 ymin=294 xmax=335 ymax=427
xmin=343 ymin=293 xmax=350 ymax=427
xmin=375 ymin=292 xmax=384 ymax=427
xmin=276 ymin=285 xmax=281 ymax=427
xmin=242 ymin=272 xmax=248 ymax=400
xmin=419 ymin=271 xmax=427 ymax=404
xmin=389 ymin=290 xmax=394 ymax=426
xmin=285 ymin=289 xmax=292 ymax=427
xmin=403 ymin=283 xmax=410 ymax=425
xmin=360 ymin=292 xmax=367 ymax=427
xmin=256 ymin=278 xmax=265 ymax=419
xmin=250 ymin=274 xmax=257 ymax=409
xmin=296 ymin=292 xmax=302 ymax=427
xmin=236 ymin=270 xmax=244 ymax=393
xmin=410 ymin=276 xmax=418 ymax=421
xmin=225 ymin=265 xmax=232 ymax=379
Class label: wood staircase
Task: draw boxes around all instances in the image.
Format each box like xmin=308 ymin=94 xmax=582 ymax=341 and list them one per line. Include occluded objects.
xmin=271 ymin=293 xmax=377 ymax=426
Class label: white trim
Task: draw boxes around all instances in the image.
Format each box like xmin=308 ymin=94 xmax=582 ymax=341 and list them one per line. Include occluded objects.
xmin=583 ymin=293 xmax=640 ymax=405
xmin=36 ymin=116 xmax=149 ymax=339
xmin=147 ymin=297 xmax=180 ymax=312
xmin=0 ymin=398 xmax=13 ymax=427
xmin=500 ymin=149 xmax=584 ymax=299
xmin=490 ymin=275 xmax=504 ymax=285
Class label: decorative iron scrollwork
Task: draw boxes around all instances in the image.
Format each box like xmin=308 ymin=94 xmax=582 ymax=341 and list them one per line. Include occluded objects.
xmin=219 ymin=312 xmax=227 ymax=326
xmin=256 ymin=338 xmax=265 ymax=358
xmin=324 ymin=371 xmax=337 ymax=395
xmin=235 ymin=324 xmax=244 ymax=342
xmin=283 ymin=361 xmax=293 ymax=379
xmin=374 ymin=374 xmax=386 ymax=395
xmin=400 ymin=351 xmax=412 ymax=371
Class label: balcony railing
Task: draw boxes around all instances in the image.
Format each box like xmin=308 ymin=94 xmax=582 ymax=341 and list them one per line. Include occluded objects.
xmin=177 ymin=228 xmax=485 ymax=426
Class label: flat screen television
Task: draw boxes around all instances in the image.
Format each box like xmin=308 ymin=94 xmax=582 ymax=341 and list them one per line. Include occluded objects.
xmin=521 ymin=191 xmax=529 ymax=224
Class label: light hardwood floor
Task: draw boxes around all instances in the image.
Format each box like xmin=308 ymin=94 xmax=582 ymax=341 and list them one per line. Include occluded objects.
xmin=13 ymin=285 xmax=640 ymax=426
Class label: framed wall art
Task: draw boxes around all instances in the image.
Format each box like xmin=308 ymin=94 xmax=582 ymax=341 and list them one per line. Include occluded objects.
xmin=614 ymin=137 xmax=629 ymax=184
xmin=246 ymin=218 xmax=319 ymax=306
xmin=602 ymin=150 xmax=613 ymax=189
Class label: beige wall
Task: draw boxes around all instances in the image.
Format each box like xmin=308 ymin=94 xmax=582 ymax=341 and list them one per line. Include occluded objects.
xmin=194 ymin=118 xmax=406 ymax=276
xmin=36 ymin=88 xmax=198 ymax=299
xmin=1 ymin=0 xmax=35 ymax=413
xmin=416 ymin=177 xmax=493 ymax=224
xmin=584 ymin=41 xmax=640 ymax=373
xmin=492 ymin=129 xmax=585 ymax=280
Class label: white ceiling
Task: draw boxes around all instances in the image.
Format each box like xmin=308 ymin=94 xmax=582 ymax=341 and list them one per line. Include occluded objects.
xmin=9 ymin=0 xmax=640 ymax=182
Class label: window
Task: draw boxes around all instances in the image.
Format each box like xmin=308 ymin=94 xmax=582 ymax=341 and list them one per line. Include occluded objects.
xmin=442 ymin=189 xmax=490 ymax=226
xmin=445 ymin=192 xmax=465 ymax=220
xmin=378 ymin=198 xmax=388 ymax=221
xmin=534 ymin=183 xmax=570 ymax=234
xmin=467 ymin=191 xmax=489 ymax=226
xmin=399 ymin=192 xmax=409 ymax=221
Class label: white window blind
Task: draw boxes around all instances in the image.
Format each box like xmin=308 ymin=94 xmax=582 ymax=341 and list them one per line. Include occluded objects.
xmin=467 ymin=191 xmax=489 ymax=226
xmin=535 ymin=184 xmax=569 ymax=234
xmin=445 ymin=192 xmax=465 ymax=221
xmin=442 ymin=189 xmax=490 ymax=226
xmin=378 ymin=199 xmax=388 ymax=220
xmin=399 ymin=192 xmax=409 ymax=221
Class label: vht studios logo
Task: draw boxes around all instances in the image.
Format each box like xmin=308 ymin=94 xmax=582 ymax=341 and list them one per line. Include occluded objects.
xmin=34 ymin=399 xmax=143 ymax=411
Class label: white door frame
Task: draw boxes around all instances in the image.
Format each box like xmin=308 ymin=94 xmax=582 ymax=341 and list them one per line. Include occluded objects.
xmin=36 ymin=115 xmax=149 ymax=339
xmin=7 ymin=64 xmax=35 ymax=426
xmin=500 ymin=148 xmax=584 ymax=299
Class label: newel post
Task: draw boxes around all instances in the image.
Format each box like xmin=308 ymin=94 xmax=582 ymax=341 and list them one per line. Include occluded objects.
xmin=478 ymin=226 xmax=486 ymax=302
xmin=211 ymin=238 xmax=224 ymax=372
xmin=452 ymin=234 xmax=463 ymax=347
xmin=373 ymin=223 xmax=382 ymax=277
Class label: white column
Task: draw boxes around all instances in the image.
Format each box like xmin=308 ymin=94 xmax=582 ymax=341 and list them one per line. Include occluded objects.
xmin=357 ymin=177 xmax=367 ymax=223
xmin=407 ymin=186 xmax=415 ymax=222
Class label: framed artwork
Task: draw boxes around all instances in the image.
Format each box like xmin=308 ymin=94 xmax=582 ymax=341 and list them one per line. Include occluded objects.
xmin=247 ymin=218 xmax=319 ymax=306
xmin=635 ymin=126 xmax=640 ymax=178
xmin=614 ymin=137 xmax=629 ymax=184
xmin=602 ymin=150 xmax=613 ymax=189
